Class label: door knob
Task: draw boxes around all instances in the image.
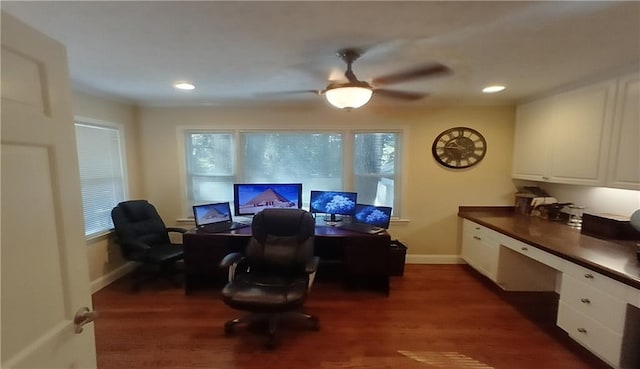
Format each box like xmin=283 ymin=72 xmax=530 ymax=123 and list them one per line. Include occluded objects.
xmin=74 ymin=307 xmax=98 ymax=334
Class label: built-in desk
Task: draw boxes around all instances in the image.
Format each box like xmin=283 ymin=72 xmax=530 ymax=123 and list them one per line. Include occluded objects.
xmin=458 ymin=207 xmax=640 ymax=369
xmin=183 ymin=222 xmax=391 ymax=295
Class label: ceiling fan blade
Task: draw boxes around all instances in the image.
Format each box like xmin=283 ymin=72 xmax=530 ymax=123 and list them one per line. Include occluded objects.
xmin=372 ymin=63 xmax=451 ymax=86
xmin=256 ymin=89 xmax=323 ymax=97
xmin=374 ymin=89 xmax=428 ymax=100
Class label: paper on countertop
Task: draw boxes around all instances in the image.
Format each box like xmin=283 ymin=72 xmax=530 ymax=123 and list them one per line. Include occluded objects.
xmin=530 ymin=197 xmax=558 ymax=208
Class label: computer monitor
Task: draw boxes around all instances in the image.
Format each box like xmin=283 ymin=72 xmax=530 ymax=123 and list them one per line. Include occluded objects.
xmin=233 ymin=183 xmax=302 ymax=216
xmin=309 ymin=190 xmax=357 ymax=222
xmin=353 ymin=204 xmax=392 ymax=228
xmin=192 ymin=202 xmax=232 ymax=227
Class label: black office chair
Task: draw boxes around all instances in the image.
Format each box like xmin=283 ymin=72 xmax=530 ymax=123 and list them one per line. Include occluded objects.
xmin=219 ymin=208 xmax=320 ymax=348
xmin=111 ymin=200 xmax=187 ymax=291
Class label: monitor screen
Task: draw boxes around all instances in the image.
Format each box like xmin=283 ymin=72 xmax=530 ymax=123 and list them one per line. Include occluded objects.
xmin=234 ymin=183 xmax=302 ymax=216
xmin=192 ymin=202 xmax=232 ymax=227
xmin=354 ymin=204 xmax=392 ymax=228
xmin=309 ymin=190 xmax=358 ymax=216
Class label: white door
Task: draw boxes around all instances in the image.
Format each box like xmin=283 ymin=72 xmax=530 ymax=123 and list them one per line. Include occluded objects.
xmin=1 ymin=12 xmax=97 ymax=369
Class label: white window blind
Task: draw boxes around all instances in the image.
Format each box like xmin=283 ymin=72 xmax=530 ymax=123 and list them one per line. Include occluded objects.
xmin=183 ymin=130 xmax=401 ymax=215
xmin=241 ymin=132 xmax=343 ymax=205
xmin=354 ymin=132 xmax=398 ymax=212
xmin=185 ymin=132 xmax=236 ymax=204
xmin=75 ymin=122 xmax=126 ymax=237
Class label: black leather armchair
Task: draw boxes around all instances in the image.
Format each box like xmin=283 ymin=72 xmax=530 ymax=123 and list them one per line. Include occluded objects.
xmin=220 ymin=208 xmax=320 ymax=348
xmin=111 ymin=200 xmax=186 ymax=291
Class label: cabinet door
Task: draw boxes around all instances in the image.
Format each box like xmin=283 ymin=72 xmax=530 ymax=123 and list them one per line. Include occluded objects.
xmin=461 ymin=220 xmax=499 ymax=281
xmin=512 ymin=97 xmax=555 ymax=181
xmin=607 ymin=73 xmax=640 ymax=190
xmin=548 ymin=80 xmax=616 ymax=185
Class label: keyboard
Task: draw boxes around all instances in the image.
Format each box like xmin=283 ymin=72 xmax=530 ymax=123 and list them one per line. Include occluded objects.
xmin=338 ymin=223 xmax=385 ymax=234
xmin=198 ymin=222 xmax=250 ymax=233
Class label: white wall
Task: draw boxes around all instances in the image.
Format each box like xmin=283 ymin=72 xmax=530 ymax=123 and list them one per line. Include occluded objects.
xmin=72 ymin=91 xmax=141 ymax=289
xmin=138 ymin=104 xmax=517 ymax=259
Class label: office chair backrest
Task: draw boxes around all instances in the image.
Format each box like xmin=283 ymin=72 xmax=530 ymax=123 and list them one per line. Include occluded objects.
xmin=246 ymin=208 xmax=315 ymax=274
xmin=111 ymin=200 xmax=171 ymax=249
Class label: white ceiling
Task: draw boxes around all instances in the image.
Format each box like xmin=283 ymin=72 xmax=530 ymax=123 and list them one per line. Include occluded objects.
xmin=2 ymin=1 xmax=639 ymax=108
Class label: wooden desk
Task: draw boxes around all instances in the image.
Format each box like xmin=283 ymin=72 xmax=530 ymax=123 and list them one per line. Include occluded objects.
xmin=183 ymin=224 xmax=391 ymax=295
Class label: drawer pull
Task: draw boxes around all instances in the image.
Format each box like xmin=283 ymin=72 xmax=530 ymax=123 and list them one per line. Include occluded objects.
xmin=584 ymin=273 xmax=594 ymax=279
xmin=473 ymin=236 xmax=481 ymax=240
xmin=580 ymin=298 xmax=591 ymax=304
xmin=577 ymin=328 xmax=587 ymax=334
xmin=475 ymin=227 xmax=481 ymax=230
xmin=521 ymin=247 xmax=528 ymax=251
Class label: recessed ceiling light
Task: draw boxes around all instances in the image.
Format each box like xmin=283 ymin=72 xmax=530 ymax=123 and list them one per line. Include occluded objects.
xmin=482 ymin=85 xmax=506 ymax=93
xmin=174 ymin=81 xmax=195 ymax=90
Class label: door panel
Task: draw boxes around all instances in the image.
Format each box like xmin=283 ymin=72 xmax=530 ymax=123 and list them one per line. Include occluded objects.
xmin=1 ymin=12 xmax=96 ymax=369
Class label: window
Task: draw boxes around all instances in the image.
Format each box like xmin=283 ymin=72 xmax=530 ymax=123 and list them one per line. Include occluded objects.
xmin=183 ymin=130 xmax=401 ymax=215
xmin=75 ymin=121 xmax=127 ymax=237
xmin=185 ymin=132 xmax=235 ymax=203
xmin=241 ymin=132 xmax=343 ymax=204
xmin=354 ymin=132 xmax=398 ymax=210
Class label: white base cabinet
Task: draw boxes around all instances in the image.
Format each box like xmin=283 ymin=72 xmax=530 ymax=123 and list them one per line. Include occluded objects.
xmin=557 ymin=266 xmax=640 ymax=369
xmin=461 ymin=220 xmax=500 ymax=281
xmin=460 ymin=219 xmax=640 ymax=369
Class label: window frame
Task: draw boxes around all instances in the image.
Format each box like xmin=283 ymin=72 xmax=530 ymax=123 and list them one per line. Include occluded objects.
xmin=74 ymin=117 xmax=129 ymax=239
xmin=352 ymin=130 xmax=403 ymax=216
xmin=180 ymin=128 xmax=403 ymax=218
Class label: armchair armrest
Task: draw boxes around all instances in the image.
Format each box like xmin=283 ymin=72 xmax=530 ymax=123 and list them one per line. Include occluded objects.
xmin=167 ymin=227 xmax=188 ymax=234
xmin=305 ymin=256 xmax=320 ymax=274
xmin=220 ymin=252 xmax=245 ymax=268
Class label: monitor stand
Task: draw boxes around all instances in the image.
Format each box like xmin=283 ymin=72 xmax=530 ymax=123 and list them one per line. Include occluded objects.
xmin=323 ymin=214 xmax=342 ymax=223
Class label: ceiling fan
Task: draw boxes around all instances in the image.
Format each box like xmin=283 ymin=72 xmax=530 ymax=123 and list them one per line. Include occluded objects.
xmin=264 ymin=48 xmax=451 ymax=109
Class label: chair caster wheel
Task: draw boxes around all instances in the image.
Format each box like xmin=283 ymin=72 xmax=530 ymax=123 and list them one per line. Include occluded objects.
xmin=310 ymin=316 xmax=320 ymax=331
xmin=266 ymin=336 xmax=276 ymax=349
xmin=224 ymin=322 xmax=234 ymax=336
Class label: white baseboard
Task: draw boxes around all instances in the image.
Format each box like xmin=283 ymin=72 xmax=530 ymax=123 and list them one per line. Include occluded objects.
xmin=406 ymin=254 xmax=465 ymax=264
xmin=88 ymin=255 xmax=464 ymax=293
xmin=90 ymin=262 xmax=138 ymax=294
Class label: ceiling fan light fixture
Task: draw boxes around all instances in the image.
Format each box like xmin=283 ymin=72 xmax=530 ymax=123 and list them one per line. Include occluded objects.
xmin=482 ymin=85 xmax=505 ymax=93
xmin=174 ymin=81 xmax=195 ymax=90
xmin=325 ymin=85 xmax=373 ymax=109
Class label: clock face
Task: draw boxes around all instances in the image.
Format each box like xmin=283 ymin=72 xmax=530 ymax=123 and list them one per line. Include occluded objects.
xmin=432 ymin=127 xmax=487 ymax=168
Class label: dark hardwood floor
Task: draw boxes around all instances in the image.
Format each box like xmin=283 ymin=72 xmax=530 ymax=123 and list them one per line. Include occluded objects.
xmin=92 ymin=264 xmax=611 ymax=369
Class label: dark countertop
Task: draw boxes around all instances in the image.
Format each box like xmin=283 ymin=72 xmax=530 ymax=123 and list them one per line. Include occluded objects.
xmin=458 ymin=206 xmax=640 ymax=290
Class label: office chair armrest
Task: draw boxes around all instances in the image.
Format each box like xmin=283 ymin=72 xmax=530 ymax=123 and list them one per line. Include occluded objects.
xmin=220 ymin=252 xmax=245 ymax=268
xmin=305 ymin=256 xmax=320 ymax=274
xmin=167 ymin=227 xmax=188 ymax=234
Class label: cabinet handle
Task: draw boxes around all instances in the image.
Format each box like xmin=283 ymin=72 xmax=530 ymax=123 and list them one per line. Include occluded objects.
xmin=580 ymin=298 xmax=591 ymax=304
xmin=473 ymin=236 xmax=481 ymax=240
xmin=521 ymin=247 xmax=528 ymax=251
xmin=577 ymin=328 xmax=587 ymax=334
xmin=542 ymin=176 xmax=550 ymax=180
xmin=475 ymin=227 xmax=481 ymax=230
xmin=584 ymin=273 xmax=594 ymax=279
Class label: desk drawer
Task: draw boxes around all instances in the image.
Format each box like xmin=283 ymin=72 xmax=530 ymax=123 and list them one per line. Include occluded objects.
xmin=561 ymin=273 xmax=626 ymax=333
xmin=562 ymin=262 xmax=638 ymax=305
xmin=502 ymin=238 xmax=564 ymax=270
xmin=558 ymin=301 xmax=623 ymax=367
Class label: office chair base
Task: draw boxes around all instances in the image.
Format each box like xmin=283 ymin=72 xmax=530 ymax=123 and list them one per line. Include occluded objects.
xmin=129 ymin=262 xmax=183 ymax=292
xmin=223 ymin=311 xmax=319 ymax=348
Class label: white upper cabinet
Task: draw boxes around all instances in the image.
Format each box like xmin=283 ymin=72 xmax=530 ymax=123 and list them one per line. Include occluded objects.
xmin=512 ymin=97 xmax=555 ymax=180
xmin=606 ymin=73 xmax=640 ymax=190
xmin=513 ymin=77 xmax=621 ymax=186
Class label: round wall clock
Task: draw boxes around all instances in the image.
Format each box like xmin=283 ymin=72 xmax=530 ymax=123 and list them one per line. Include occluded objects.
xmin=431 ymin=127 xmax=487 ymax=169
